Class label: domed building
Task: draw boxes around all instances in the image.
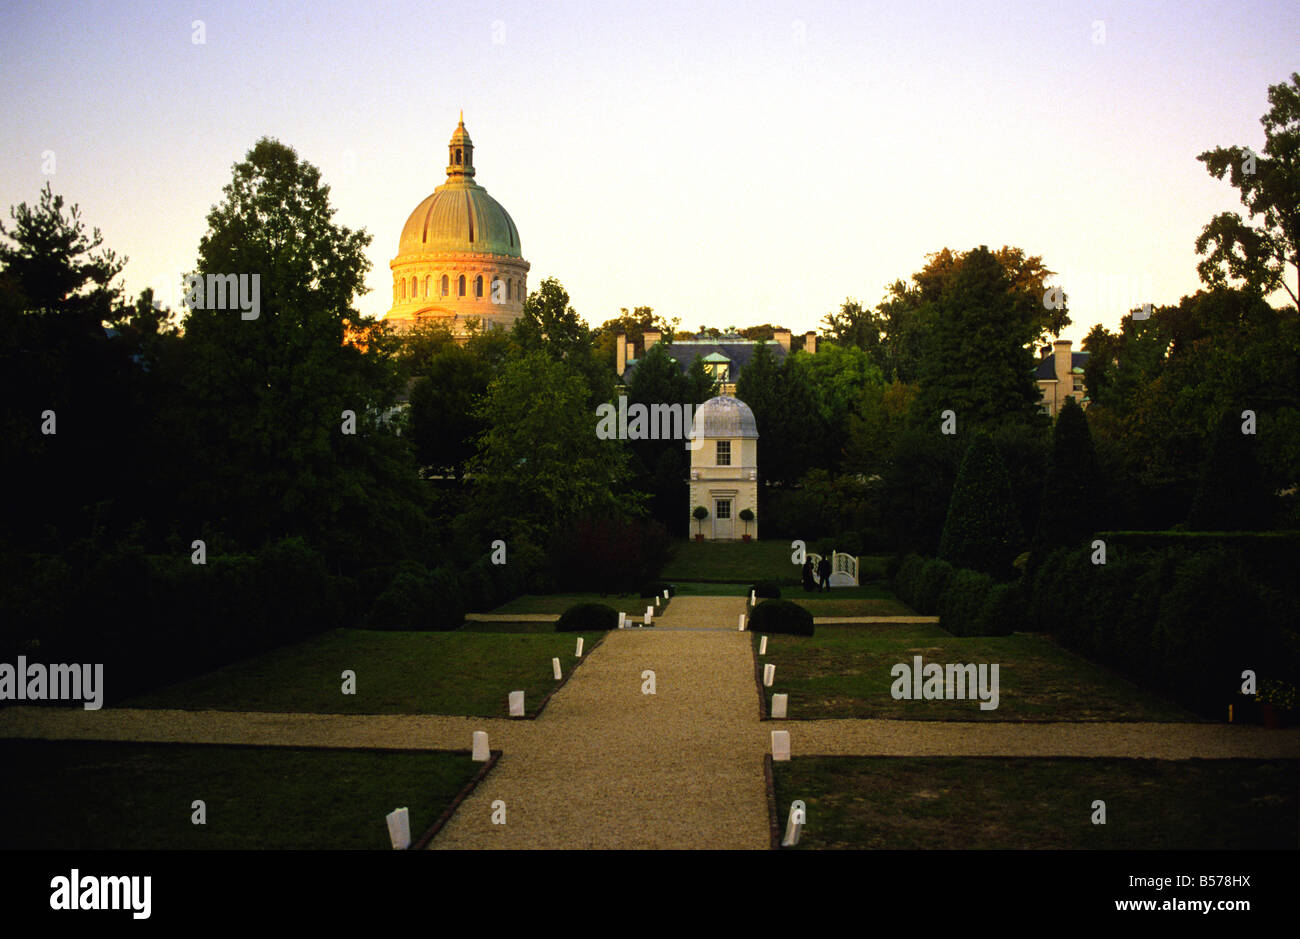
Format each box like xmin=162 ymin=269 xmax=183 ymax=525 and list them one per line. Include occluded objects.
xmin=688 ymin=395 xmax=759 ymax=541
xmin=385 ymin=114 xmax=530 ymax=335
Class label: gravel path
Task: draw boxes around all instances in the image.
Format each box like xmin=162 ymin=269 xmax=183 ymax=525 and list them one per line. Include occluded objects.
xmin=430 ymin=595 xmax=769 ymax=848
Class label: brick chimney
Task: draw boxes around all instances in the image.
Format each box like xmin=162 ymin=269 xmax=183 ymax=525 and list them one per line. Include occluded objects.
xmin=804 ymin=331 xmax=817 ymax=355
xmin=643 ymin=330 xmax=661 ymax=351
xmin=1053 ymin=339 xmax=1072 ymax=385
xmin=616 ymin=333 xmax=628 ymax=376
xmin=774 ymin=329 xmax=791 ymax=352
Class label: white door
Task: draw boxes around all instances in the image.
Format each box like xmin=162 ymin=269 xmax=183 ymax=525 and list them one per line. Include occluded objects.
xmin=713 ymin=498 xmax=733 ymax=540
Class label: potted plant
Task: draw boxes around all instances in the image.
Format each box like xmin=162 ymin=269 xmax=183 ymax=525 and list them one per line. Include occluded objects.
xmin=739 ymin=508 xmax=755 ymax=541
xmin=692 ymin=505 xmax=709 ymax=541
xmin=1256 ymin=677 xmax=1297 ymax=729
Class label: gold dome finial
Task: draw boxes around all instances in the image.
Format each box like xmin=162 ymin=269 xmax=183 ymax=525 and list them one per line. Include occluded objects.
xmin=459 ymin=109 xmax=463 ymax=124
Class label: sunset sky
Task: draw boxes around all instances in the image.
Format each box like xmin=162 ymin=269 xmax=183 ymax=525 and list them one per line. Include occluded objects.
xmin=2 ymin=0 xmax=1296 ymax=341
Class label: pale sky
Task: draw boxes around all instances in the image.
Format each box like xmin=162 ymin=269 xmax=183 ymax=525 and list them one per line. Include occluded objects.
xmin=2 ymin=0 xmax=1296 ymax=342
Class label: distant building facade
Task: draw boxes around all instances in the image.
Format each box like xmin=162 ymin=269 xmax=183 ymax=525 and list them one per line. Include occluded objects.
xmin=617 ymin=329 xmax=818 ymax=394
xmin=1035 ymin=339 xmax=1089 ymax=417
xmin=688 ymin=396 xmax=759 ymax=541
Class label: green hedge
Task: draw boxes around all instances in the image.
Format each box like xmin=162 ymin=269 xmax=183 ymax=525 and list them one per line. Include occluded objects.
xmin=751 ymin=580 xmax=782 ymax=600
xmin=936 ymin=568 xmax=995 ymax=636
xmin=892 ymin=553 xmax=926 ymax=609
xmin=556 ymin=603 xmax=618 ymax=631
xmin=749 ymin=599 xmax=814 ymax=636
xmin=1026 ymin=542 xmax=1299 ymax=717
xmin=1 ymin=537 xmax=339 ymax=704
xmin=914 ymin=558 xmax=955 ymax=615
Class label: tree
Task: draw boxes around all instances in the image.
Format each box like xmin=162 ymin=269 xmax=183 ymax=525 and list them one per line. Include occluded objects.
xmin=735 ymin=342 xmax=825 ymax=486
xmin=0 ymin=184 xmax=135 ymax=549
xmin=1187 ymin=410 xmax=1273 ymax=530
xmin=179 ymin=137 xmax=428 ymax=570
xmin=514 ymin=276 xmax=589 ymax=358
xmin=938 ymin=434 xmax=1024 ymax=579
xmin=1196 ymin=73 xmax=1300 ymax=310
xmin=1030 ymin=397 xmax=1101 ymax=569
xmin=466 ymin=351 xmax=634 ymax=542
xmin=821 ymin=298 xmax=886 ymax=364
xmin=910 ymin=246 xmax=1047 ymax=432
xmin=408 ymin=341 xmax=493 ymax=478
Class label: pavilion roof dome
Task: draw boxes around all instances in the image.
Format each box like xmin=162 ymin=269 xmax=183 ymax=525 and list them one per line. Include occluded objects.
xmin=691 ymin=395 xmax=758 ymax=439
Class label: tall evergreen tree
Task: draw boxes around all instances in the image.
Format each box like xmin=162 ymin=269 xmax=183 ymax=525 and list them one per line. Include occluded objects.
xmin=939 ymin=433 xmax=1024 ymax=578
xmin=1029 ymin=397 xmax=1101 ymax=569
xmin=1187 ymin=409 xmax=1273 ymax=530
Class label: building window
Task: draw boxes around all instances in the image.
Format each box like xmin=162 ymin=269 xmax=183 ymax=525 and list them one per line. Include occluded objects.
xmin=458 ymin=275 xmax=466 ymax=297
xmin=410 ymin=277 xmax=417 ymax=298
xmin=1073 ymin=377 xmax=1084 ymax=391
xmin=455 ymin=149 xmax=462 ymax=165
xmin=716 ymin=499 xmax=731 ymax=519
xmin=716 ymin=440 xmax=731 ymax=466
xmin=506 ymin=279 xmax=512 ymax=300
xmin=400 ymin=279 xmax=406 ymax=300
xmin=475 ymin=275 xmax=483 ymax=298
xmin=441 ymin=274 xmax=449 ymax=296
xmin=424 ymin=275 xmax=431 ymax=298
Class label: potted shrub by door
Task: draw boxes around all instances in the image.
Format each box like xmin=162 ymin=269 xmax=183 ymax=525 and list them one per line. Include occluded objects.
xmin=692 ymin=505 xmax=709 ymax=541
xmin=1256 ymin=678 xmax=1296 ymax=729
xmin=739 ymin=508 xmax=755 ymax=541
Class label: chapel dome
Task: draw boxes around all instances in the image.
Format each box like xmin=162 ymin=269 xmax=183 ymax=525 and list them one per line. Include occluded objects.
xmin=692 ymin=395 xmax=759 ymax=439
xmin=394 ymin=116 xmax=523 ymax=260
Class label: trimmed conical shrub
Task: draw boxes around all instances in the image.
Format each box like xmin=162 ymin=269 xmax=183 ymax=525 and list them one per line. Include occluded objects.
xmin=1030 ymin=396 xmax=1101 ymax=568
xmin=1187 ymin=409 xmax=1272 ymax=530
xmin=939 ymin=434 xmax=1024 ymax=579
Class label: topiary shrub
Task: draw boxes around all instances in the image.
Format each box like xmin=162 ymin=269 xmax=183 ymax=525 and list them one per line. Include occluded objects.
xmin=751 ymin=580 xmax=781 ymax=599
xmin=367 ymin=563 xmax=436 ymax=630
xmin=749 ymin=599 xmax=814 ymax=636
xmin=893 ymin=553 xmax=926 ymax=609
xmin=939 ymin=434 xmax=1024 ymax=580
xmin=915 ymin=558 xmax=955 ymax=615
xmin=429 ymin=565 xmax=466 ymax=630
xmin=556 ymin=602 xmax=618 ymax=631
xmin=936 ymin=568 xmax=994 ymax=636
xmin=977 ymin=581 xmax=1023 ymax=636
xmin=461 ymin=558 xmax=497 ymax=613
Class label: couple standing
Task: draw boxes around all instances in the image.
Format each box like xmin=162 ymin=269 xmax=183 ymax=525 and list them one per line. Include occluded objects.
xmin=802 ymin=556 xmax=831 ymax=592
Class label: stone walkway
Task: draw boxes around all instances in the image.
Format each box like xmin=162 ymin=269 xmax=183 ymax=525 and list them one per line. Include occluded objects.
xmin=1 ymin=595 xmax=1297 ymax=849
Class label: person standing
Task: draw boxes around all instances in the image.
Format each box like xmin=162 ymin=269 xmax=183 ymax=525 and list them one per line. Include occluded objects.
xmin=817 ymin=555 xmax=832 ymax=592
xmin=802 ymin=558 xmax=816 ymax=592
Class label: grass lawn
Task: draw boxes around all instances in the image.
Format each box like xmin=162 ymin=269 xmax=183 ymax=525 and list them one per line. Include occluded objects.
xmin=121 ymin=628 xmax=599 ymax=718
xmin=756 ymin=625 xmax=1194 ymax=721
xmin=661 ymin=539 xmax=798 ymax=582
xmin=772 ymin=756 xmax=1299 ymax=849
xmin=783 ymin=584 xmax=916 ymax=617
xmin=0 ymin=740 xmax=480 ymax=849
xmin=489 ymin=593 xmax=645 ymax=614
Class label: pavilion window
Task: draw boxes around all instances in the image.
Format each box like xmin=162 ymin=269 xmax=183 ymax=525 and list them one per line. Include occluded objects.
xmin=441 ymin=274 xmax=449 ymax=296
xmin=458 ymin=275 xmax=466 ymax=297
xmin=716 ymin=440 xmax=731 ymax=466
xmin=475 ymin=275 xmax=483 ymax=298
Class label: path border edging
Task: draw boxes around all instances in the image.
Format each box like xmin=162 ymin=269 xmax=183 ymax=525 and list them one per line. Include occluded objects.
xmin=412 ymin=748 xmax=502 ymax=850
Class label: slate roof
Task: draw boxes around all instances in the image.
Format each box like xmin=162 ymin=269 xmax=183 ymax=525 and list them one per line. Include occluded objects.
xmin=1034 ymin=350 xmax=1089 ymax=380
xmin=623 ymin=339 xmax=788 ymax=383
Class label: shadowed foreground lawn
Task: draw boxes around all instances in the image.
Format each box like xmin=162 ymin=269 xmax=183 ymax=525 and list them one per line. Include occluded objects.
xmin=757 ymin=625 xmax=1194 ymax=721
xmin=773 ymin=756 xmax=1299 ymax=849
xmin=122 ymin=628 xmax=599 ymax=717
xmin=0 ymin=740 xmax=479 ymax=849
